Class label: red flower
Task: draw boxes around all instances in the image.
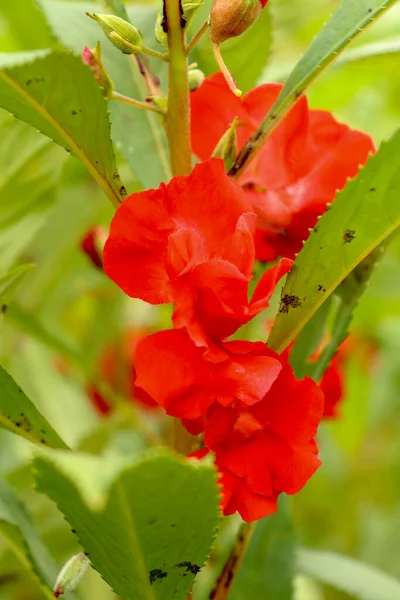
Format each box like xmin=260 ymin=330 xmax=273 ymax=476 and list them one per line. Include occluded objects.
xmin=135 ymin=328 xmax=324 ymax=521
xmin=190 ymin=73 xmax=375 ymax=261
xmin=103 ymin=158 xmax=292 ymax=352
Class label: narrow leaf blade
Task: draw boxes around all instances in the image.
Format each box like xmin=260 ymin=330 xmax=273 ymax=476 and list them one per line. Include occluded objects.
xmin=297 ymin=547 xmax=400 ymax=600
xmin=268 ymin=130 xmax=400 ymax=353
xmin=0 ymin=366 xmax=68 ymax=449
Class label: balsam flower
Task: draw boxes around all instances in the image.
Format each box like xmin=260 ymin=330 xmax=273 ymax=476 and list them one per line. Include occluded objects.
xmin=103 ymin=158 xmax=292 ymax=352
xmin=190 ymin=73 xmax=375 ymax=261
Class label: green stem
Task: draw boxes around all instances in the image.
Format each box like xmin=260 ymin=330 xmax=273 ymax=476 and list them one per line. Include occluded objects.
xmin=112 ymin=91 xmax=166 ymax=114
xmin=165 ymin=0 xmax=192 ymax=176
xmin=212 ymin=42 xmax=242 ymax=97
xmin=186 ymin=19 xmax=209 ymax=56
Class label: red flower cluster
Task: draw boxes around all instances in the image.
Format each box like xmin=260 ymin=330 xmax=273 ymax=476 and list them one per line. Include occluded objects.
xmin=190 ymin=73 xmax=375 ymax=261
xmin=104 ymin=159 xmax=325 ymax=521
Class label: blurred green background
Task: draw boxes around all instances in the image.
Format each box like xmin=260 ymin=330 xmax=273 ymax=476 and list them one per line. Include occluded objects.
xmin=0 ymin=0 xmax=399 ymax=599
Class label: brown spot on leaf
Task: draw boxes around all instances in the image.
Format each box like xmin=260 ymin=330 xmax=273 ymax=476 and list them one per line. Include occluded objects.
xmin=279 ymin=294 xmax=302 ymax=313
xmin=343 ymin=229 xmax=356 ymax=244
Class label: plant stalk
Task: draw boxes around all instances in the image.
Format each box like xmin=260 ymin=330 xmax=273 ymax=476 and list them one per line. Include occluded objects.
xmin=210 ymin=522 xmax=255 ymax=600
xmin=186 ymin=20 xmax=209 ymax=55
xmin=165 ymin=0 xmax=192 ymax=176
xmin=112 ymin=91 xmax=165 ymax=114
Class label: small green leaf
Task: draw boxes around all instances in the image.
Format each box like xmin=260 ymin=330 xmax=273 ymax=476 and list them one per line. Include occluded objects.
xmin=34 ymin=449 xmax=220 ymax=600
xmin=297 ymin=547 xmax=400 ymax=600
xmin=268 ymin=130 xmax=400 ymax=354
xmin=0 ymin=50 xmax=124 ymax=207
xmin=0 ymin=366 xmax=68 ymax=449
xmin=230 ymin=497 xmax=294 ymax=600
xmin=0 ymin=479 xmax=77 ymax=600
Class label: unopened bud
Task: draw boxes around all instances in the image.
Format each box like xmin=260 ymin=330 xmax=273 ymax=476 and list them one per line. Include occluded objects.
xmin=212 ymin=118 xmax=238 ymax=171
xmin=210 ymin=0 xmax=268 ymax=44
xmin=188 ymin=69 xmax=205 ymax=91
xmin=87 ymin=13 xmax=143 ymax=54
xmin=146 ymin=96 xmax=168 ymax=112
xmin=53 ymin=552 xmax=89 ymax=597
xmin=82 ymin=43 xmax=114 ymax=100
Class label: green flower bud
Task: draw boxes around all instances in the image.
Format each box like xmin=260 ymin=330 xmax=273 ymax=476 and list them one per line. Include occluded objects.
xmin=188 ymin=68 xmax=205 ymax=91
xmin=53 ymin=552 xmax=89 ymax=598
xmin=87 ymin=13 xmax=143 ymax=54
xmin=212 ymin=118 xmax=239 ymax=171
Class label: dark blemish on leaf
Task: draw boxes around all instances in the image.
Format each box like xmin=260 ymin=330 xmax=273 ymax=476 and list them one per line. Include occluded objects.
xmin=40 ymin=429 xmax=46 ymax=434
xmin=119 ymin=186 xmax=127 ymax=197
xmin=171 ymin=523 xmax=176 ymax=528
xmin=1 ymin=304 xmax=7 ymax=314
xmin=149 ymin=569 xmax=168 ymax=585
xmin=71 ymin=110 xmax=77 ymax=116
xmin=317 ymin=285 xmax=326 ymax=292
xmin=40 ymin=439 xmax=46 ymax=444
xmin=279 ymin=294 xmax=302 ymax=313
xmin=112 ymin=172 xmax=120 ymax=180
xmin=343 ymin=229 xmax=356 ymax=244
xmin=148 ymin=519 xmax=156 ymax=525
xmin=26 ymin=79 xmax=32 ymax=86
xmin=369 ymin=187 xmax=376 ymax=192
xmin=176 ymin=561 xmax=201 ymax=575
xmin=71 ymin=529 xmax=76 ymax=534
xmin=270 ymin=114 xmax=276 ymax=120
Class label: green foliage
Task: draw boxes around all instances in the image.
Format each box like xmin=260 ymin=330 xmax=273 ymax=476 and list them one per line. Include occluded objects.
xmin=0 ymin=1 xmax=57 ymax=51
xmin=230 ymin=498 xmax=294 ymax=600
xmin=0 ymin=50 xmax=123 ymax=206
xmin=0 ymin=112 xmax=66 ymax=272
xmin=39 ymin=0 xmax=171 ymax=188
xmin=34 ymin=449 xmax=220 ymax=600
xmin=0 ymin=479 xmax=69 ymax=600
xmin=0 ymin=265 xmax=34 ymax=306
xmin=297 ymin=547 xmax=400 ymax=599
xmin=269 ymin=130 xmax=400 ymax=353
xmin=0 ymin=366 xmax=68 ymax=449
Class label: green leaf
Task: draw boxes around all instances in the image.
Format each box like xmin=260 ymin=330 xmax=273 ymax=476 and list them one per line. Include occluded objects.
xmin=39 ymin=0 xmax=171 ymax=188
xmin=0 ymin=50 xmax=124 ymax=207
xmin=0 ymin=479 xmax=70 ymax=600
xmin=0 ymin=366 xmax=68 ymax=449
xmin=191 ymin=2 xmax=272 ymax=93
xmin=0 ymin=0 xmax=57 ymax=51
xmin=0 ymin=265 xmax=34 ymax=305
xmin=297 ymin=547 xmax=400 ymax=600
xmin=230 ymin=498 xmax=294 ymax=600
xmin=276 ymin=0 xmax=397 ymax=110
xmin=289 ymin=296 xmax=333 ymax=379
xmin=34 ymin=449 xmax=220 ymax=600
xmin=234 ymin=0 xmax=397 ymax=173
xmin=268 ymin=130 xmax=400 ymax=354
xmin=0 ymin=111 xmax=66 ymax=272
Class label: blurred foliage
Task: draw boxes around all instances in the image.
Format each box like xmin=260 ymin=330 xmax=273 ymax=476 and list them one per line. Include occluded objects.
xmin=0 ymin=0 xmax=399 ymax=599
